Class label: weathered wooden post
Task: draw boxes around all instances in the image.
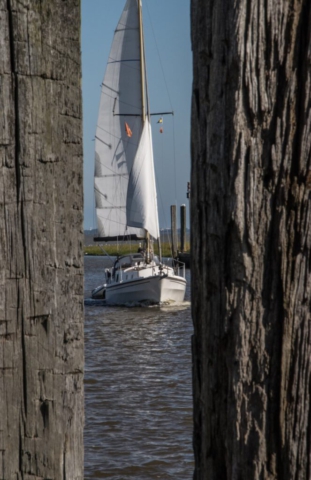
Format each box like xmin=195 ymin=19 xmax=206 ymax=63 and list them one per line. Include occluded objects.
xmin=180 ymin=204 xmax=186 ymax=253
xmin=170 ymin=204 xmax=178 ymax=258
xmin=0 ymin=1 xmax=84 ymax=478
xmin=191 ymin=0 xmax=311 ymax=478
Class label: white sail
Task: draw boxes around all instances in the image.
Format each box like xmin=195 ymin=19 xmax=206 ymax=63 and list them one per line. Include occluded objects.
xmin=94 ymin=0 xmax=145 ymax=239
xmin=126 ymin=119 xmax=160 ymax=239
xmin=91 ymin=0 xmax=187 ymax=305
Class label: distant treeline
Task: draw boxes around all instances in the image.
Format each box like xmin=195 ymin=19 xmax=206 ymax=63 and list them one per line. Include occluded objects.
xmin=84 ymin=241 xmax=190 ymax=258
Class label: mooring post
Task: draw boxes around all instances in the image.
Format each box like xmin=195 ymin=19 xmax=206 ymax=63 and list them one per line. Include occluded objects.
xmin=171 ymin=205 xmax=177 ymax=258
xmin=180 ymin=204 xmax=186 ymax=253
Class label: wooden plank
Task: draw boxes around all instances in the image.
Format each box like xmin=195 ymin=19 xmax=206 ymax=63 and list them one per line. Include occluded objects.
xmin=171 ymin=205 xmax=177 ymax=258
xmin=180 ymin=204 xmax=186 ymax=253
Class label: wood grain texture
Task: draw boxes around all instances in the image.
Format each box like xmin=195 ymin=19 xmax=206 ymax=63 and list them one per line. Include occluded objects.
xmin=191 ymin=0 xmax=311 ymax=478
xmin=0 ymin=0 xmax=84 ymax=478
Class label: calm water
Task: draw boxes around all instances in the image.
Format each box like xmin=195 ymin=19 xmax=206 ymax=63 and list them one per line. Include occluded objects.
xmin=84 ymin=255 xmax=194 ymax=479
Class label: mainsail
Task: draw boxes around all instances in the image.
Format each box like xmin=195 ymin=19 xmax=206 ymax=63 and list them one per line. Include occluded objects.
xmin=94 ymin=0 xmax=145 ymax=240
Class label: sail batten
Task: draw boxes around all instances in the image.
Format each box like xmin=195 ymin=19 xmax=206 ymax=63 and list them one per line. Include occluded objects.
xmin=108 ymin=59 xmax=140 ymax=64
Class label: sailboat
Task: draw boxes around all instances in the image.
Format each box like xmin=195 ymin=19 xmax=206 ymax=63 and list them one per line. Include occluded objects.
xmin=91 ymin=0 xmax=186 ymax=304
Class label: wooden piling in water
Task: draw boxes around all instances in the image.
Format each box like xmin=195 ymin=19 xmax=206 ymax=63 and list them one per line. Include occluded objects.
xmin=180 ymin=204 xmax=186 ymax=253
xmin=171 ymin=205 xmax=177 ymax=258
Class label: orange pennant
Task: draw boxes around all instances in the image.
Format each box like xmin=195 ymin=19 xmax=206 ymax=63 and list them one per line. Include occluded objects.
xmin=125 ymin=122 xmax=132 ymax=137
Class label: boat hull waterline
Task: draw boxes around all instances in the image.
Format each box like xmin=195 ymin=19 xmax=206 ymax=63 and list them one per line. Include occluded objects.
xmin=91 ymin=253 xmax=186 ymax=305
xmin=92 ymin=274 xmax=186 ymax=305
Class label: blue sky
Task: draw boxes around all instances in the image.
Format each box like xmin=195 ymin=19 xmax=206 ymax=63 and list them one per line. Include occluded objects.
xmin=82 ymin=0 xmax=192 ymax=230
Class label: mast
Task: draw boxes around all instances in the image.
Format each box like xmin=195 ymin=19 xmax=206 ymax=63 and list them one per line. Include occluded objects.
xmin=137 ymin=0 xmax=162 ymax=263
xmin=138 ymin=0 xmax=146 ymax=123
xmin=138 ymin=0 xmax=150 ymax=261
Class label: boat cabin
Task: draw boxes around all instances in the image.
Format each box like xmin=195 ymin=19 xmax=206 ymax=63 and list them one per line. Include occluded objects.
xmin=113 ymin=254 xmax=145 ymax=271
xmin=105 ymin=253 xmax=162 ymax=284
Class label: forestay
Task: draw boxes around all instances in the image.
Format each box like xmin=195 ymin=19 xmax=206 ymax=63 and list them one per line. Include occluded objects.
xmin=126 ymin=119 xmax=160 ymax=240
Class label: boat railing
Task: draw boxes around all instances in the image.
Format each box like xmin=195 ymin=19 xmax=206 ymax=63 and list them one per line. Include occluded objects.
xmin=106 ymin=260 xmax=185 ymax=283
xmin=159 ymin=260 xmax=185 ymax=278
xmin=109 ymin=263 xmax=159 ymax=282
xmin=172 ymin=259 xmax=186 ymax=278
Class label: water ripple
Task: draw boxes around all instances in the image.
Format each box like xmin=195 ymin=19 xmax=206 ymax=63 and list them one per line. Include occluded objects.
xmin=84 ymin=256 xmax=194 ymax=479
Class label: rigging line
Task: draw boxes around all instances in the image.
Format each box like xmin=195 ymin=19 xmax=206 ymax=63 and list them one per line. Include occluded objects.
xmin=93 ymin=184 xmax=96 ymax=230
xmin=97 ymin=214 xmax=126 ymax=225
xmin=95 ymin=162 xmax=129 ymax=180
xmin=95 ymin=187 xmax=126 ymax=209
xmin=172 ymin=115 xmax=177 ymax=205
xmin=106 ymin=61 xmax=140 ymax=73
xmin=95 ymin=131 xmax=138 ymax=150
xmin=145 ymin=2 xmax=174 ymax=111
xmin=154 ymin=132 xmax=171 ymax=249
xmin=145 ymin=1 xmax=177 ymax=204
xmin=100 ymin=90 xmax=141 ymax=112
xmin=108 ymin=59 xmax=140 ymax=64
xmin=117 ymin=97 xmax=141 ymax=110
xmin=96 ymin=213 xmax=137 ymax=229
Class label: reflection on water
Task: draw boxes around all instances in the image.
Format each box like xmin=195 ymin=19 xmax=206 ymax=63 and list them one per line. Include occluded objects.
xmin=84 ymin=256 xmax=194 ymax=479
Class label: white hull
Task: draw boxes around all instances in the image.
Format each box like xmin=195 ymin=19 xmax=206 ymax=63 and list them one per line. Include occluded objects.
xmin=105 ymin=274 xmax=186 ymax=305
xmin=91 ymin=254 xmax=186 ymax=305
xmin=92 ymin=2 xmax=188 ymax=306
